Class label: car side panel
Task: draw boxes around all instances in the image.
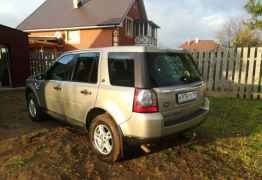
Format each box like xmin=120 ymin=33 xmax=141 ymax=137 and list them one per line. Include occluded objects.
xmin=62 ymin=82 xmax=99 ymax=123
xmin=95 ymin=85 xmax=135 ymax=125
xmin=42 ymin=80 xmax=64 ymax=115
xmin=93 ymin=51 xmax=135 ymax=125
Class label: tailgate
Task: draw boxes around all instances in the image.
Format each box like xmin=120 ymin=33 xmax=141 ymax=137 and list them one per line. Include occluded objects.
xmin=154 ymin=81 xmax=205 ymax=126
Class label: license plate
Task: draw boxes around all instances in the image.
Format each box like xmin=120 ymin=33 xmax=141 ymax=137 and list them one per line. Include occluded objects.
xmin=177 ymin=91 xmax=198 ymax=104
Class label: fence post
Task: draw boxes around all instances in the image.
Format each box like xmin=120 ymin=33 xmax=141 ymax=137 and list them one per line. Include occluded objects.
xmin=208 ymin=52 xmax=215 ymax=91
xmin=214 ymin=50 xmax=222 ymax=91
xmin=233 ymin=48 xmax=242 ymax=97
xmin=221 ymin=49 xmax=228 ymax=93
xmin=203 ymin=52 xmax=209 ymax=82
xmin=247 ymin=48 xmax=256 ymax=98
xmin=198 ymin=52 xmax=204 ymax=75
xmin=254 ymin=48 xmax=262 ymax=99
xmin=239 ymin=48 xmax=248 ymax=98
xmin=227 ymin=48 xmax=235 ymax=92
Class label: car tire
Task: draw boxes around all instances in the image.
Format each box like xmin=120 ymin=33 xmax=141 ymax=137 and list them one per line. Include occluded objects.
xmin=89 ymin=113 xmax=123 ymax=162
xmin=26 ymin=93 xmax=45 ymax=122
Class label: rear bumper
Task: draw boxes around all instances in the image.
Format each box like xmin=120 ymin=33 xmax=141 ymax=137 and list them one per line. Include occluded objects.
xmin=125 ymin=116 xmax=206 ymax=145
xmin=120 ymin=98 xmax=209 ymax=144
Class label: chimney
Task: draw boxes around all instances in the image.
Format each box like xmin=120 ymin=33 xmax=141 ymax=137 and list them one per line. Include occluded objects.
xmin=73 ymin=0 xmax=82 ymax=8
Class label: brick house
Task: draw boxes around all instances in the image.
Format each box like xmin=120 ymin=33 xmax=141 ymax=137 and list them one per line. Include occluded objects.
xmin=180 ymin=39 xmax=221 ymax=52
xmin=17 ymin=0 xmax=159 ymax=51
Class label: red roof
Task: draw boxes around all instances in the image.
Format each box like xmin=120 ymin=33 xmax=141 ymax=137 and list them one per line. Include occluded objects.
xmin=180 ymin=40 xmax=220 ymax=51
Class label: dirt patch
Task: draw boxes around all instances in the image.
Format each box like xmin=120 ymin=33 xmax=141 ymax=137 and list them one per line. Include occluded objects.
xmin=0 ymin=90 xmax=261 ymax=179
xmin=0 ymin=90 xmax=61 ymax=140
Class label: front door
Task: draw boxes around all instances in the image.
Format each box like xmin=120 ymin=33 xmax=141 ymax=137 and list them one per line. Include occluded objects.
xmin=43 ymin=54 xmax=77 ymax=115
xmin=62 ymin=52 xmax=100 ymax=124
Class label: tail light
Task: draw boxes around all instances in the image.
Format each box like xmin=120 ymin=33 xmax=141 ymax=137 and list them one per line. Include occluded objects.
xmin=133 ymin=88 xmax=159 ymax=113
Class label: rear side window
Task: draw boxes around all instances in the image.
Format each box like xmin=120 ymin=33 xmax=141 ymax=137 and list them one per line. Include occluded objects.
xmin=108 ymin=53 xmax=134 ymax=87
xmin=73 ymin=52 xmax=99 ymax=83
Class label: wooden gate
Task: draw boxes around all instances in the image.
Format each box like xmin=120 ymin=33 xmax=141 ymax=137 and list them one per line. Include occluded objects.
xmin=29 ymin=50 xmax=62 ymax=75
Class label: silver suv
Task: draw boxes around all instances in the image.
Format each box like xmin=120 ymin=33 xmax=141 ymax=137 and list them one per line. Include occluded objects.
xmin=25 ymin=46 xmax=209 ymax=162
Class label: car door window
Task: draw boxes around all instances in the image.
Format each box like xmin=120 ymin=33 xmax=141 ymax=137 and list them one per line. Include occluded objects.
xmin=108 ymin=53 xmax=134 ymax=87
xmin=46 ymin=54 xmax=76 ymax=81
xmin=73 ymin=52 xmax=99 ymax=83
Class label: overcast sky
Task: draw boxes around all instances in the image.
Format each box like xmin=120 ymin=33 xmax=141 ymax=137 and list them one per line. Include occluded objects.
xmin=0 ymin=0 xmax=247 ymax=47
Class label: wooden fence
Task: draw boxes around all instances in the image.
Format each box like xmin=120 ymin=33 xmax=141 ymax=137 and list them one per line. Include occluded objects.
xmin=29 ymin=50 xmax=62 ymax=75
xmin=192 ymin=47 xmax=262 ymax=99
xmin=29 ymin=47 xmax=262 ymax=99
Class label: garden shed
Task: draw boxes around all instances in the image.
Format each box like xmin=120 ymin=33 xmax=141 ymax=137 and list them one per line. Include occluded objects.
xmin=0 ymin=24 xmax=29 ymax=88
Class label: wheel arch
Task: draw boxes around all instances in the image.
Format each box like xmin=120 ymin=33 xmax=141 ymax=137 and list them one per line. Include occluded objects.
xmin=85 ymin=107 xmax=125 ymax=158
xmin=25 ymin=87 xmax=41 ymax=106
xmin=25 ymin=87 xmax=33 ymax=99
xmin=85 ymin=107 xmax=107 ymax=130
xmin=85 ymin=107 xmax=126 ymax=138
xmin=85 ymin=105 xmax=128 ymax=129
xmin=85 ymin=107 xmax=123 ymax=129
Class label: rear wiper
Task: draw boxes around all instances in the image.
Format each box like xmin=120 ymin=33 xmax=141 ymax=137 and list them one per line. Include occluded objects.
xmin=180 ymin=76 xmax=199 ymax=83
xmin=180 ymin=75 xmax=190 ymax=82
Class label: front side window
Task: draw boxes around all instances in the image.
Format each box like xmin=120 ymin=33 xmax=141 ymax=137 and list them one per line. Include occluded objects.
xmin=108 ymin=53 xmax=134 ymax=87
xmin=146 ymin=53 xmax=201 ymax=87
xmin=73 ymin=52 xmax=99 ymax=83
xmin=46 ymin=54 xmax=76 ymax=81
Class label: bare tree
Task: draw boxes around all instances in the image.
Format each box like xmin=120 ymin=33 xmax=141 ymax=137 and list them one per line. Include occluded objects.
xmin=216 ymin=18 xmax=244 ymax=48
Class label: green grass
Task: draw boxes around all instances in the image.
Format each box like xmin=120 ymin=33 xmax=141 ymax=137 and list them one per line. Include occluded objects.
xmin=7 ymin=156 xmax=29 ymax=170
xmin=196 ymin=97 xmax=262 ymax=175
xmin=132 ymin=97 xmax=262 ymax=179
xmin=5 ymin=144 xmax=48 ymax=174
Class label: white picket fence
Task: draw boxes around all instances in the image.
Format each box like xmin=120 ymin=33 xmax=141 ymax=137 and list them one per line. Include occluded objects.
xmin=192 ymin=47 xmax=262 ymax=99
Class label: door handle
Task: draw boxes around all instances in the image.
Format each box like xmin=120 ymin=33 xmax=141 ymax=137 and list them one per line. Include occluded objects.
xmin=81 ymin=89 xmax=92 ymax=95
xmin=53 ymin=86 xmax=62 ymax=91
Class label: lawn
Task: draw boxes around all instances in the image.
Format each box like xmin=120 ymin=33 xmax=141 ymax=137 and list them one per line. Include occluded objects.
xmin=190 ymin=97 xmax=262 ymax=178
xmin=0 ymin=91 xmax=261 ymax=179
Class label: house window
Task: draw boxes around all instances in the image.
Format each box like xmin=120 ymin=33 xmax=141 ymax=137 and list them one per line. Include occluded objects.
xmin=67 ymin=30 xmax=80 ymax=44
xmin=125 ymin=17 xmax=134 ymax=37
xmin=135 ymin=22 xmax=139 ymax=36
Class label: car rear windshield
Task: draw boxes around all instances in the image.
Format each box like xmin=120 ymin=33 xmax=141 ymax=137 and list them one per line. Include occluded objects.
xmin=146 ymin=53 xmax=201 ymax=87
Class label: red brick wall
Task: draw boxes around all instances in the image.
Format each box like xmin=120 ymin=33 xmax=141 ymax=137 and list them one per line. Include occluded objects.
xmin=29 ymin=28 xmax=114 ymax=51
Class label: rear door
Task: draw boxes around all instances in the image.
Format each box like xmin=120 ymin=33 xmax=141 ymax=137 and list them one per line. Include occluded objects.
xmin=62 ymin=52 xmax=100 ymax=124
xmin=146 ymin=52 xmax=205 ymax=124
